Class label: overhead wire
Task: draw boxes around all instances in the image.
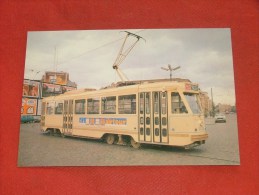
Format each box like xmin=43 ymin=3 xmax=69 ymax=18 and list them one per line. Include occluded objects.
xmin=25 ymin=29 xmax=146 ymax=79
xmin=59 ymin=29 xmax=146 ymax=65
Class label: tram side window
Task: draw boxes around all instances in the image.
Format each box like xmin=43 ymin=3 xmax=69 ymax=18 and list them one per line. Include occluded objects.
xmin=153 ymin=92 xmax=159 ymax=114
xmin=55 ymin=102 xmax=63 ymax=114
xmin=145 ymin=93 xmax=150 ymax=114
xmin=102 ymin=96 xmax=116 ymax=114
xmin=171 ymin=92 xmax=188 ymax=114
xmin=140 ymin=93 xmax=144 ymax=114
xmin=87 ymin=98 xmax=100 ymax=114
xmin=46 ymin=102 xmax=54 ymax=115
xmin=75 ymin=99 xmax=85 ymax=114
xmin=119 ymin=94 xmax=136 ymax=114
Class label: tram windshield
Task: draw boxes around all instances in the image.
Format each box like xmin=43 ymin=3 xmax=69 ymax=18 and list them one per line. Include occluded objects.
xmin=184 ymin=93 xmax=202 ymax=114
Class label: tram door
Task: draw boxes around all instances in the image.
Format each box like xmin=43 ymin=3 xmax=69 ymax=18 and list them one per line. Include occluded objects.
xmin=63 ymin=100 xmax=73 ymax=135
xmin=153 ymin=91 xmax=169 ymax=143
xmin=139 ymin=91 xmax=168 ymax=143
xmin=139 ymin=92 xmax=152 ymax=142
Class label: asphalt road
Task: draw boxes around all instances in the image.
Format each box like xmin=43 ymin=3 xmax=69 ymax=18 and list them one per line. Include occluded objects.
xmin=18 ymin=114 xmax=240 ymax=166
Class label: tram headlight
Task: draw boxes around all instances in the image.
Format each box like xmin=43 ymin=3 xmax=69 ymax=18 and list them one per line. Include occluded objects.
xmin=199 ymin=120 xmax=205 ymax=131
xmin=197 ymin=120 xmax=204 ymax=131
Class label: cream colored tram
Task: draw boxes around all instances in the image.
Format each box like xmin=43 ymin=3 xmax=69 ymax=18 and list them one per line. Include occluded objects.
xmin=41 ymin=81 xmax=208 ymax=149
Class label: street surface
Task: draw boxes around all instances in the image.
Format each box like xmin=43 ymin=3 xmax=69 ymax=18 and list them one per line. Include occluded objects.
xmin=18 ymin=114 xmax=240 ymax=166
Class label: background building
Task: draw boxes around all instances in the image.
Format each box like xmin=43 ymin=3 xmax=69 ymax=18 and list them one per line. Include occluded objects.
xmin=216 ymin=103 xmax=234 ymax=114
xmin=199 ymin=91 xmax=212 ymax=117
xmin=21 ymin=71 xmax=77 ymax=122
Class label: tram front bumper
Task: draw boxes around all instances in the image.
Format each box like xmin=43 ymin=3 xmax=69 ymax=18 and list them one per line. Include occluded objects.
xmin=191 ymin=133 xmax=208 ymax=142
xmin=183 ymin=133 xmax=208 ymax=149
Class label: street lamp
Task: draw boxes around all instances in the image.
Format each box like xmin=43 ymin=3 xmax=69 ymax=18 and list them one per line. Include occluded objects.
xmin=161 ymin=64 xmax=180 ymax=81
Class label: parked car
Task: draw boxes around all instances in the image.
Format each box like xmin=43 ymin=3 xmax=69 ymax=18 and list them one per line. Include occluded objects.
xmin=21 ymin=115 xmax=41 ymax=123
xmin=21 ymin=115 xmax=34 ymax=123
xmin=215 ymin=113 xmax=226 ymax=123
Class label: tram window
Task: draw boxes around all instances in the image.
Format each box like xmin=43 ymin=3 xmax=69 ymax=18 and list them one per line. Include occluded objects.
xmin=46 ymin=102 xmax=54 ymax=115
xmin=154 ymin=92 xmax=159 ymax=114
xmin=140 ymin=117 xmax=144 ymax=124
xmin=146 ymin=128 xmax=150 ymax=135
xmin=42 ymin=102 xmax=46 ymax=115
xmin=161 ymin=92 xmax=167 ymax=115
xmin=140 ymin=93 xmax=144 ymax=114
xmin=162 ymin=117 xmax=167 ymax=126
xmin=75 ymin=99 xmax=85 ymax=114
xmin=64 ymin=101 xmax=68 ymax=114
xmin=145 ymin=93 xmax=150 ymax=114
xmin=162 ymin=128 xmax=167 ymax=137
xmin=102 ymin=96 xmax=116 ymax=114
xmin=140 ymin=128 xmax=144 ymax=135
xmin=146 ymin=117 xmax=150 ymax=125
xmin=184 ymin=93 xmax=201 ymax=114
xmin=118 ymin=94 xmax=136 ymax=114
xmin=171 ymin=92 xmax=188 ymax=114
xmin=87 ymin=98 xmax=99 ymax=114
xmin=55 ymin=103 xmax=63 ymax=114
xmin=155 ymin=128 xmax=159 ymax=136
xmin=155 ymin=117 xmax=159 ymax=125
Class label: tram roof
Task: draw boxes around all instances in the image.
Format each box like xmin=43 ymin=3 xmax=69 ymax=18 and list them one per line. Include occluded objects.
xmin=42 ymin=79 xmax=199 ymax=100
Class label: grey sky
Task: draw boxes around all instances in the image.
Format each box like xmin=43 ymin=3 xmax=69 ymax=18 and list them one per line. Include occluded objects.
xmin=24 ymin=29 xmax=236 ymax=105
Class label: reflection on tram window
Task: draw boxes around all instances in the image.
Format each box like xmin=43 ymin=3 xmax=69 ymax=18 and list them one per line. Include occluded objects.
xmin=171 ymin=92 xmax=188 ymax=114
xmin=145 ymin=93 xmax=150 ymax=114
xmin=153 ymin=92 xmax=159 ymax=114
xmin=184 ymin=93 xmax=201 ymax=114
xmin=102 ymin=96 xmax=116 ymax=114
xmin=46 ymin=102 xmax=54 ymax=115
xmin=118 ymin=94 xmax=136 ymax=114
xmin=55 ymin=102 xmax=63 ymax=114
xmin=161 ymin=92 xmax=167 ymax=115
xmin=87 ymin=98 xmax=100 ymax=114
xmin=140 ymin=93 xmax=144 ymax=114
xmin=75 ymin=99 xmax=85 ymax=114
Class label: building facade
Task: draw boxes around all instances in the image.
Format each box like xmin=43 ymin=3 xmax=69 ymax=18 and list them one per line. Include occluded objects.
xmin=199 ymin=91 xmax=212 ymax=117
xmin=216 ymin=103 xmax=233 ymax=113
xmin=21 ymin=71 xmax=77 ymax=122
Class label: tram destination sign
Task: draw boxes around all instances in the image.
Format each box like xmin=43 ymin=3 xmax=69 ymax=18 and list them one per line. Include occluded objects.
xmin=185 ymin=83 xmax=199 ymax=91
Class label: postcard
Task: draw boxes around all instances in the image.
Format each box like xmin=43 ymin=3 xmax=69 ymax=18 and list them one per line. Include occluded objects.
xmin=18 ymin=29 xmax=239 ymax=166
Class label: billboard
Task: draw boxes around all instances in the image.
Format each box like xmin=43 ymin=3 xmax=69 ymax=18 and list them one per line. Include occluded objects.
xmin=44 ymin=72 xmax=68 ymax=85
xmin=21 ymin=98 xmax=38 ymax=115
xmin=42 ymin=83 xmax=63 ymax=97
xmin=22 ymin=80 xmax=40 ymax=98
xmin=61 ymin=86 xmax=77 ymax=93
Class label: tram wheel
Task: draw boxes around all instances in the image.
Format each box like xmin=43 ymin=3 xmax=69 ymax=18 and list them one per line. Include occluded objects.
xmin=49 ymin=129 xmax=54 ymax=136
xmin=130 ymin=138 xmax=141 ymax=149
xmin=106 ymin=134 xmax=115 ymax=145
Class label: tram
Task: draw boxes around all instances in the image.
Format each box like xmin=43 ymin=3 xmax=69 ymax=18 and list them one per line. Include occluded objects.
xmin=41 ymin=79 xmax=208 ymax=149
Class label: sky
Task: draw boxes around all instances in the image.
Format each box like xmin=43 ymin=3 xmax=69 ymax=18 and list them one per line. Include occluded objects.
xmin=24 ymin=28 xmax=236 ymax=105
